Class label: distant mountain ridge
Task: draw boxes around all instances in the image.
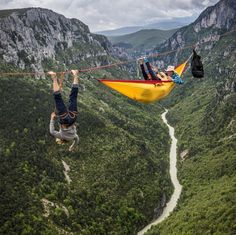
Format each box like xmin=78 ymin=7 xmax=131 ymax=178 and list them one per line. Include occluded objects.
xmin=109 ymin=28 xmax=177 ymax=51
xmin=96 ymin=16 xmax=197 ymax=36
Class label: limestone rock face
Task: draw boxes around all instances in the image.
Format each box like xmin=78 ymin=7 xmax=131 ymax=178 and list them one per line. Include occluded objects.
xmin=155 ymin=0 xmax=236 ymax=100
xmin=158 ymin=0 xmax=236 ymax=55
xmin=0 ymin=8 xmax=112 ymax=72
xmin=194 ymin=0 xmax=236 ymax=32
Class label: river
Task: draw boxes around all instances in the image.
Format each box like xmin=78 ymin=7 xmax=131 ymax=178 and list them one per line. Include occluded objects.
xmin=137 ymin=109 xmax=182 ymax=235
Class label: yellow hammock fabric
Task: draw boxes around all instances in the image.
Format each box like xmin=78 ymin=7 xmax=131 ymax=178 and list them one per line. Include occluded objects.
xmin=99 ymin=61 xmax=188 ymax=103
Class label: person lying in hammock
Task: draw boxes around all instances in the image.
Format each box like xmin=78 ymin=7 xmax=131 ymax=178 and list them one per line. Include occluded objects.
xmin=164 ymin=65 xmax=184 ymax=84
xmin=48 ymin=70 xmax=79 ymax=152
xmin=139 ymin=57 xmax=161 ymax=81
xmin=139 ymin=57 xmax=184 ymax=84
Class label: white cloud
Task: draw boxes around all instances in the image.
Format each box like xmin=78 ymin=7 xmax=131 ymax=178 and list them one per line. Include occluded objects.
xmin=0 ymin=0 xmax=220 ymax=31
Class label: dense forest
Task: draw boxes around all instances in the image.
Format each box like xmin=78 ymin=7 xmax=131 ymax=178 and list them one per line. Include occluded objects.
xmin=0 ymin=72 xmax=173 ymax=234
xmin=0 ymin=1 xmax=236 ymax=234
xmin=0 ymin=7 xmax=177 ymax=234
xmin=146 ymin=23 xmax=236 ymax=235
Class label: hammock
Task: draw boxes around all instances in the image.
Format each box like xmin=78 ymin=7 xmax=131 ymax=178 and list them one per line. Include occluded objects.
xmin=99 ymin=60 xmax=188 ymax=103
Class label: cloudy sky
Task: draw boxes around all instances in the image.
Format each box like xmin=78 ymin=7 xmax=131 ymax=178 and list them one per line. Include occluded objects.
xmin=0 ymin=0 xmax=219 ymax=31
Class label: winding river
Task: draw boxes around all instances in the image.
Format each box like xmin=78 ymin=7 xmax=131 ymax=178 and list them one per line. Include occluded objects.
xmin=137 ymin=109 xmax=182 ymax=235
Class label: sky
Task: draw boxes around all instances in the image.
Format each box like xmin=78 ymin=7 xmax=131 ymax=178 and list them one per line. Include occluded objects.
xmin=0 ymin=0 xmax=219 ymax=31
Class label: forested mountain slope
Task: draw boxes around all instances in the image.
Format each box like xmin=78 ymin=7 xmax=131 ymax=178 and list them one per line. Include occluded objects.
xmin=146 ymin=0 xmax=236 ymax=234
xmin=0 ymin=8 xmax=172 ymax=235
xmin=109 ymin=29 xmax=177 ymax=51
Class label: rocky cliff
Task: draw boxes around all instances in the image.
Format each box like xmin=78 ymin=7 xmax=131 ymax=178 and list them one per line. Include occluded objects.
xmin=0 ymin=8 xmax=112 ymax=74
xmin=146 ymin=1 xmax=236 ymax=234
xmin=193 ymin=0 xmax=236 ymax=32
xmin=158 ymin=0 xmax=236 ymax=62
xmin=155 ymin=0 xmax=236 ymax=102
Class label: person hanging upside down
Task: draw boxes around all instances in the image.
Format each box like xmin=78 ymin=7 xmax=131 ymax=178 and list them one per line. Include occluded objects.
xmin=48 ymin=70 xmax=79 ymax=152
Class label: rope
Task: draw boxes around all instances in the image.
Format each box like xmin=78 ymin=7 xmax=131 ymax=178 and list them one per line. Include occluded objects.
xmin=186 ymin=52 xmax=194 ymax=64
xmin=0 ymin=28 xmax=235 ymax=78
